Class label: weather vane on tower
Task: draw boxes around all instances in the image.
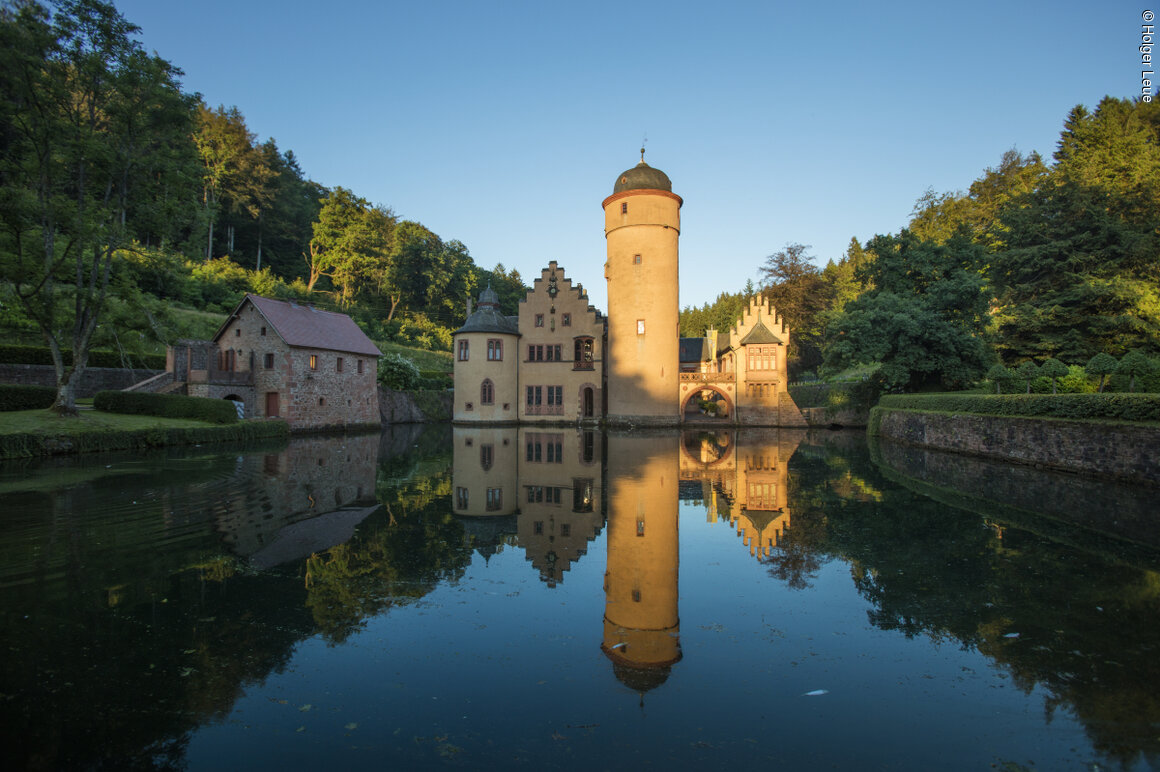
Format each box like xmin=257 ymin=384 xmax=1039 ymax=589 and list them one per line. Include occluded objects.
xmin=641 ymin=134 xmax=647 ymax=163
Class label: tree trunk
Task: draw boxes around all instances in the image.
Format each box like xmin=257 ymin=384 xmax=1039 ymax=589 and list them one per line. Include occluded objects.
xmin=256 ymin=211 xmax=263 ymax=271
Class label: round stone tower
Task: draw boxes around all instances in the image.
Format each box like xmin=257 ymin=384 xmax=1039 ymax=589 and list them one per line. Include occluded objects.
xmin=603 ymin=151 xmax=682 ymax=424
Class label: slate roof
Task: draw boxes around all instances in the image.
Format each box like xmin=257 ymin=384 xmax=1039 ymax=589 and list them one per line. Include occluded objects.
xmin=679 ymin=337 xmax=711 ymax=363
xmin=216 ymin=294 xmax=382 ymax=357
xmin=738 ymin=320 xmax=784 ymax=346
xmin=454 ymin=306 xmax=520 ymax=336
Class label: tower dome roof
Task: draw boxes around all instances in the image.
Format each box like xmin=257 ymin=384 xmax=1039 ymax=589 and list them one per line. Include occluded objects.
xmin=613 ymin=161 xmax=672 ymax=194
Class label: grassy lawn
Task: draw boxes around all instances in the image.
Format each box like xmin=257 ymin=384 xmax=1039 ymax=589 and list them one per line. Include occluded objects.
xmin=0 ymin=408 xmax=224 ymax=437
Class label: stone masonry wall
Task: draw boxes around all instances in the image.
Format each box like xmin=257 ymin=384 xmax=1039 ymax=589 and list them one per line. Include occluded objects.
xmin=871 ymin=408 xmax=1160 ymax=486
xmin=219 ymin=300 xmax=379 ymax=431
xmin=0 ymin=364 xmax=162 ymax=397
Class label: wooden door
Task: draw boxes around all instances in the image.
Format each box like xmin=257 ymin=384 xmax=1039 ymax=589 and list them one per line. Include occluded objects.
xmin=265 ymin=391 xmax=280 ymax=417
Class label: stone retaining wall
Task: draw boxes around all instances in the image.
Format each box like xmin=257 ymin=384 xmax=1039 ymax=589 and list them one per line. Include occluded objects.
xmin=380 ymin=387 xmax=452 ymax=424
xmin=870 ymin=407 xmax=1160 ymax=486
xmin=0 ymin=364 xmax=163 ymax=398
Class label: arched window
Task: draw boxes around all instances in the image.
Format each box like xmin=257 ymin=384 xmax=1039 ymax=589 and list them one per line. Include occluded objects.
xmin=573 ymin=337 xmax=594 ymax=370
xmin=481 ymin=379 xmax=495 ymax=405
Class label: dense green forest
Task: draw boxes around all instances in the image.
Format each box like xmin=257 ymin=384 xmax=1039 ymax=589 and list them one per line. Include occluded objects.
xmin=0 ymin=0 xmax=525 ymax=412
xmin=681 ymin=98 xmax=1160 ymax=392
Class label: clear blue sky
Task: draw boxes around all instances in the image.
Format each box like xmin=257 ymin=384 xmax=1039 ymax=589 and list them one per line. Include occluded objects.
xmin=115 ymin=0 xmax=1137 ymax=312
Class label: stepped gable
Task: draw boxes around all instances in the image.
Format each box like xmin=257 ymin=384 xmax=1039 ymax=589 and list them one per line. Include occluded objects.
xmin=216 ymin=294 xmax=382 ymax=357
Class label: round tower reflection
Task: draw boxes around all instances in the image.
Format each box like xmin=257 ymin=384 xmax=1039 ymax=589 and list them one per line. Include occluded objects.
xmin=601 ymin=434 xmax=681 ymax=693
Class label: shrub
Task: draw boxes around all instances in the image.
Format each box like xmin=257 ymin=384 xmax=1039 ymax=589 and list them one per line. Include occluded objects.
xmin=0 ymin=384 xmax=56 ymax=411
xmin=417 ymin=370 xmax=453 ymax=390
xmin=986 ymin=364 xmax=1015 ymax=394
xmin=377 ymin=353 xmax=421 ymax=390
xmin=1086 ymin=353 xmax=1118 ymax=393
xmin=94 ymin=390 xmax=239 ymax=423
xmin=1039 ymin=358 xmax=1069 ymax=394
xmin=876 ymin=393 xmax=1160 ymax=422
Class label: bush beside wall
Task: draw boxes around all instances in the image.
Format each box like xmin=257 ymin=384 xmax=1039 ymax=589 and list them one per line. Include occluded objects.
xmin=0 ymin=384 xmax=56 ymax=411
xmin=94 ymin=390 xmax=239 ymax=423
xmin=877 ymin=393 xmax=1160 ymax=422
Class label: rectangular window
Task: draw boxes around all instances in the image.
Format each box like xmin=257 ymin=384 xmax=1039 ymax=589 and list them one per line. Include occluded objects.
xmin=260 ymin=326 xmax=266 ymax=336
xmin=633 ymin=254 xmax=642 ymax=265
xmin=309 ymin=354 xmax=318 ymax=370
xmin=535 ymin=314 xmax=545 ymax=327
xmin=487 ymin=339 xmax=503 ymax=361
xmin=458 ymin=340 xmax=469 ymax=361
xmin=264 ymin=353 xmax=274 ymax=369
xmin=486 ymin=488 xmax=502 ymax=511
xmin=526 ymin=385 xmax=542 ymax=406
xmin=235 ymin=328 xmax=241 ymax=337
xmin=456 ymin=487 xmax=468 ymax=509
xmin=526 ymin=486 xmax=563 ymax=504
xmin=357 ymin=359 xmax=364 ymax=374
xmin=562 ymin=313 xmax=571 ymax=327
xmin=547 ymin=385 xmax=563 ymax=406
xmin=637 ymin=319 xmax=645 ymax=335
xmin=747 ymin=345 xmax=777 ymax=371
xmin=336 ymin=357 xmax=344 ymax=373
xmin=560 ymin=523 xmax=571 ymax=537
xmin=534 ymin=520 xmax=544 ymax=535
xmin=621 ymin=202 xmax=627 ymax=214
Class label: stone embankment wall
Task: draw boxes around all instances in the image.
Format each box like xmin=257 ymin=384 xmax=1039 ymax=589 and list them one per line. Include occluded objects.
xmin=0 ymin=364 xmax=162 ymax=398
xmin=800 ymin=406 xmax=870 ymax=428
xmin=870 ymin=408 xmax=1160 ymax=486
xmin=379 ymin=387 xmax=452 ymax=424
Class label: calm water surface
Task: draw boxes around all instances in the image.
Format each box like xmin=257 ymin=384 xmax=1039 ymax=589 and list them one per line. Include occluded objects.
xmin=2 ymin=426 xmax=1158 ymax=770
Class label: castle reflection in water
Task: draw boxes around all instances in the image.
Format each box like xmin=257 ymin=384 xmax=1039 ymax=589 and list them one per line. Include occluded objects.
xmin=451 ymin=426 xmax=804 ymax=690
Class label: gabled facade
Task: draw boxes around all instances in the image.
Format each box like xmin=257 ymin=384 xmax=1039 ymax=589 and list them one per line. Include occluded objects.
xmin=153 ymin=294 xmax=381 ymax=431
xmin=453 ymin=263 xmax=605 ymax=424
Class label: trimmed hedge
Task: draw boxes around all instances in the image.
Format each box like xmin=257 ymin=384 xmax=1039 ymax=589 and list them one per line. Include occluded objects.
xmin=0 ymin=344 xmax=166 ymax=370
xmin=0 ymin=420 xmax=288 ymax=460
xmin=0 ymin=384 xmax=56 ymax=411
xmin=877 ymin=393 xmax=1160 ymax=422
xmin=94 ymin=390 xmax=239 ymax=423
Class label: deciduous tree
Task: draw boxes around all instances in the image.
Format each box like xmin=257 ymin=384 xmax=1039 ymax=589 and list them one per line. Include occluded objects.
xmin=0 ymin=0 xmax=198 ymax=414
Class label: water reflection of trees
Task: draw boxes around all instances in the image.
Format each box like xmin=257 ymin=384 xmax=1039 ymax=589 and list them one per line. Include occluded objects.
xmin=773 ymin=431 xmax=1160 ymax=768
xmin=0 ymin=425 xmax=471 ymax=769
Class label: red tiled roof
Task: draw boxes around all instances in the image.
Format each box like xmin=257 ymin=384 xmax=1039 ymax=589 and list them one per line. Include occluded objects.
xmin=217 ymin=295 xmax=382 ymax=357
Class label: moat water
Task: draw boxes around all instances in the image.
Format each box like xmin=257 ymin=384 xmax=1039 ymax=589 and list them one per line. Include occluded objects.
xmin=2 ymin=426 xmax=1159 ymax=770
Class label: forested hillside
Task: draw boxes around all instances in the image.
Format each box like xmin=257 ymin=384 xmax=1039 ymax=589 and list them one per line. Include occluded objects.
xmin=683 ymin=97 xmax=1160 ymax=391
xmin=0 ymin=0 xmax=525 ymax=411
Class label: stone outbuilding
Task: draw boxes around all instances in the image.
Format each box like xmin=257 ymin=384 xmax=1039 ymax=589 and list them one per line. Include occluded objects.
xmin=135 ymin=294 xmax=381 ymax=432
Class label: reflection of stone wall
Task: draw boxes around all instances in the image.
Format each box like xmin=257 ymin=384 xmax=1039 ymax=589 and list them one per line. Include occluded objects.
xmin=217 ymin=433 xmax=379 ymax=561
xmin=872 ymin=436 xmax=1160 ymax=552
xmin=872 ymin=408 xmax=1160 ymax=486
